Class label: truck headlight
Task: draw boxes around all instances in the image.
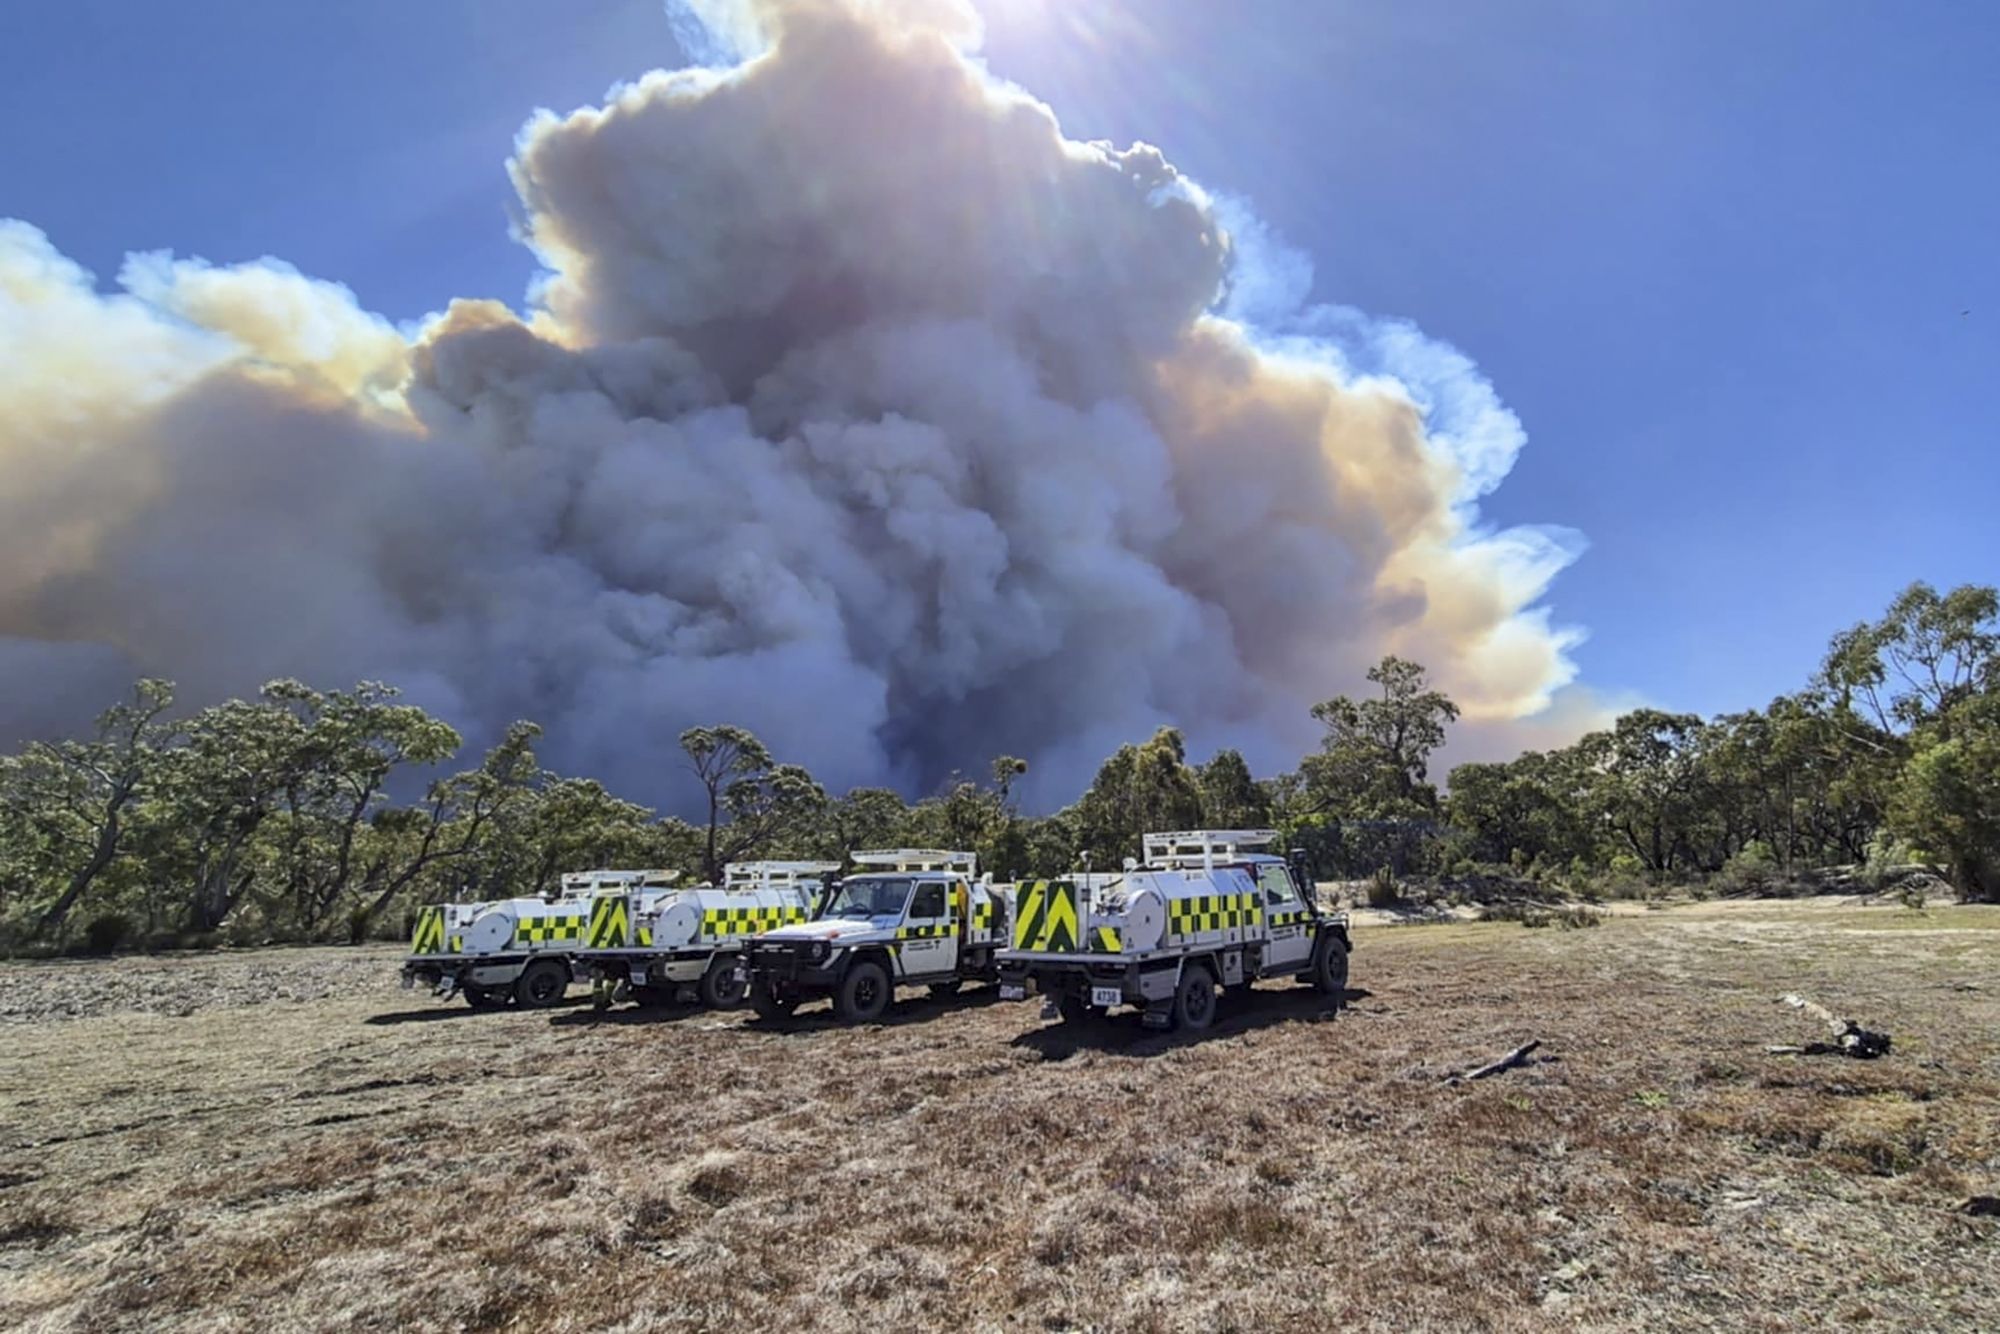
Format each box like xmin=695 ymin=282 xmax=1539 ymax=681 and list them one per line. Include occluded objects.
xmin=809 ymin=941 xmax=831 ymax=964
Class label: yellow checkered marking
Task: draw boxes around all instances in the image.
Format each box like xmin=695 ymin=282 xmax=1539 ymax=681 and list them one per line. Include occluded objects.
xmin=1267 ymin=908 xmax=1314 ymax=928
xmin=971 ymin=898 xmax=997 ymax=934
xmin=896 ymin=922 xmax=953 ymax=939
xmin=699 ymin=905 xmax=809 ymax=940
xmin=410 ymin=906 xmax=445 ymax=955
xmin=587 ymin=894 xmax=632 ymax=949
xmin=512 ymin=913 xmax=586 ymax=946
xmin=1166 ymin=892 xmax=1258 ymax=939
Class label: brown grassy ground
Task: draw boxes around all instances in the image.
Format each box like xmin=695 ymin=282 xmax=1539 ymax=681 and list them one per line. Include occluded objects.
xmin=1 ymin=900 xmax=1995 ymax=1332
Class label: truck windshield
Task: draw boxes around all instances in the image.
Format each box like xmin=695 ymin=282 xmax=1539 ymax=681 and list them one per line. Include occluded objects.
xmin=823 ymin=877 xmax=911 ymax=920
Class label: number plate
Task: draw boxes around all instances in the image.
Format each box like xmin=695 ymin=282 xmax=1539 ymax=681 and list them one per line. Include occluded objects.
xmin=999 ymin=983 xmax=1026 ymax=1001
xmin=1091 ymin=986 xmax=1123 ymax=1009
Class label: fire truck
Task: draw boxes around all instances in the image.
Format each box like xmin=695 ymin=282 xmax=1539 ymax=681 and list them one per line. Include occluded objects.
xmin=997 ymin=830 xmax=1350 ymax=1031
xmin=401 ymin=869 xmax=678 ymax=1009
xmin=570 ymin=861 xmax=837 ymax=1009
xmin=740 ymin=850 xmax=1014 ymax=1023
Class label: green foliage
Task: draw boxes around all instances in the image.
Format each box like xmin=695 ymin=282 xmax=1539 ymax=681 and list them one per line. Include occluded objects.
xmin=1198 ymin=749 xmax=1269 ymax=828
xmin=1825 ymin=582 xmax=2000 ymax=902
xmin=1300 ymin=656 xmax=1459 ymax=820
xmin=1716 ymin=841 xmax=1780 ymax=896
xmin=1861 ymin=833 xmax=1919 ymax=892
xmin=1888 ymin=691 xmax=2000 ymax=902
xmin=1072 ymin=727 xmax=1205 ymax=868
xmin=5 ymin=578 xmax=1994 ymax=954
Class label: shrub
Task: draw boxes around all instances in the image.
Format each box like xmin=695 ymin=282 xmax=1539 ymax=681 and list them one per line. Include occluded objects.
xmin=79 ymin=912 xmax=133 ymax=956
xmin=1717 ymin=842 xmax=1779 ymax=897
xmin=1365 ymin=865 xmax=1399 ymax=908
xmin=1480 ymin=903 xmax=1598 ymax=930
xmin=1863 ymin=834 xmax=1921 ymax=893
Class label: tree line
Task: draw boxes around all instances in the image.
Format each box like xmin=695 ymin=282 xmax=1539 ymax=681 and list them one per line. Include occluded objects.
xmin=2 ymin=581 xmax=1994 ymax=953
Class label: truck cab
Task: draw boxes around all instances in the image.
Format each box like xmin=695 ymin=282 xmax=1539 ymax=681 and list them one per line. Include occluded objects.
xmin=741 ymin=850 xmax=1013 ymax=1023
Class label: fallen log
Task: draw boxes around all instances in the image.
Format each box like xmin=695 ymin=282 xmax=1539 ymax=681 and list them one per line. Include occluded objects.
xmin=1449 ymin=1039 xmax=1542 ymax=1083
xmin=1779 ymin=994 xmax=1892 ymax=1059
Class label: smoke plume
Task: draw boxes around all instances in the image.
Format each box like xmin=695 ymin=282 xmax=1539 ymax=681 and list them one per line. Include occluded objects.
xmin=0 ymin=0 xmax=1585 ymax=807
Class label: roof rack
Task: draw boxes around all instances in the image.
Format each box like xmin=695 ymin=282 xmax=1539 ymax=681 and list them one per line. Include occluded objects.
xmin=850 ymin=849 xmax=978 ymax=875
xmin=560 ymin=868 xmax=680 ymax=891
xmin=1141 ymin=830 xmax=1280 ymax=872
xmin=723 ymin=861 xmax=842 ymax=886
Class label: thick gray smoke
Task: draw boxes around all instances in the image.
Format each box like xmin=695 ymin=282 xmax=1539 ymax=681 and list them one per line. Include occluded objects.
xmin=0 ymin=0 xmax=1588 ymax=808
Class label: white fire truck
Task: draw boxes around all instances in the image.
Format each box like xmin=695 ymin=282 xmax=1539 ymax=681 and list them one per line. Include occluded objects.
xmin=401 ymin=869 xmax=680 ymax=1009
xmin=741 ymin=850 xmax=1014 ymax=1024
xmin=571 ymin=861 xmax=838 ymax=1009
xmin=997 ymin=830 xmax=1351 ymax=1032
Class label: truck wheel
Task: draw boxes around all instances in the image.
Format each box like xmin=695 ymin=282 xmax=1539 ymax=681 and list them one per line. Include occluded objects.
xmin=834 ymin=959 xmax=891 ymax=1023
xmin=749 ymin=980 xmax=797 ymax=1020
xmin=928 ymin=979 xmax=963 ymax=999
xmin=1312 ymin=934 xmax=1350 ymax=1001
xmin=699 ymin=957 xmax=749 ymax=1010
xmin=1056 ymin=992 xmax=1090 ymax=1025
xmin=464 ymin=984 xmax=505 ymax=1009
xmin=1172 ymin=963 xmax=1217 ymax=1032
xmin=514 ymin=959 xmax=569 ymax=1010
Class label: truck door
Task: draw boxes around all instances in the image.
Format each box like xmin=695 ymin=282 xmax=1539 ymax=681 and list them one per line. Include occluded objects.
xmin=1257 ymin=864 xmax=1315 ymax=973
xmin=897 ymin=880 xmax=958 ymax=978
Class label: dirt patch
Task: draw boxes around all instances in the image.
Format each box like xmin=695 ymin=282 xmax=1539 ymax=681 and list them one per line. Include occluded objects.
xmin=2 ymin=902 xmax=1996 ymax=1331
xmin=0 ymin=947 xmax=395 ymax=1025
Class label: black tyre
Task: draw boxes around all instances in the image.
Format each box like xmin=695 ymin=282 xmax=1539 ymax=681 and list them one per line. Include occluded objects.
xmin=464 ymin=984 xmax=505 ymax=1010
xmin=1312 ymin=933 xmax=1350 ymax=1001
xmin=1056 ymin=991 xmax=1090 ymax=1025
xmin=749 ymin=979 xmax=797 ymax=1020
xmin=928 ymin=979 xmax=964 ymax=999
xmin=514 ymin=958 xmax=569 ymax=1009
xmin=1172 ymin=962 xmax=1217 ymax=1032
xmin=699 ymin=957 xmax=750 ymax=1010
xmin=833 ymin=959 xmax=892 ymax=1024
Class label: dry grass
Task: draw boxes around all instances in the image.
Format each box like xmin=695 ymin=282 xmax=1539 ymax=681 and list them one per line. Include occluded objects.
xmin=1 ymin=901 xmax=1996 ymax=1331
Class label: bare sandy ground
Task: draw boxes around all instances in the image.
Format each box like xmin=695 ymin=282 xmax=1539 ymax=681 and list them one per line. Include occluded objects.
xmin=2 ymin=899 xmax=1995 ymax=1331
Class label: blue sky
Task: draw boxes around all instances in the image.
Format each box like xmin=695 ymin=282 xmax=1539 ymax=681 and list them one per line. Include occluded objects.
xmin=5 ymin=0 xmax=1995 ymax=724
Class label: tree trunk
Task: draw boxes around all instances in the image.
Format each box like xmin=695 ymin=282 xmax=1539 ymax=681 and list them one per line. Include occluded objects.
xmin=703 ymin=787 xmax=721 ymax=886
xmin=36 ymin=813 xmax=122 ymax=936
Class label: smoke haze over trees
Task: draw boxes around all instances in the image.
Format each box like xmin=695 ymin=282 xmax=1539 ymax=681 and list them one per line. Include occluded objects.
xmin=4 ymin=582 xmax=1995 ymax=954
